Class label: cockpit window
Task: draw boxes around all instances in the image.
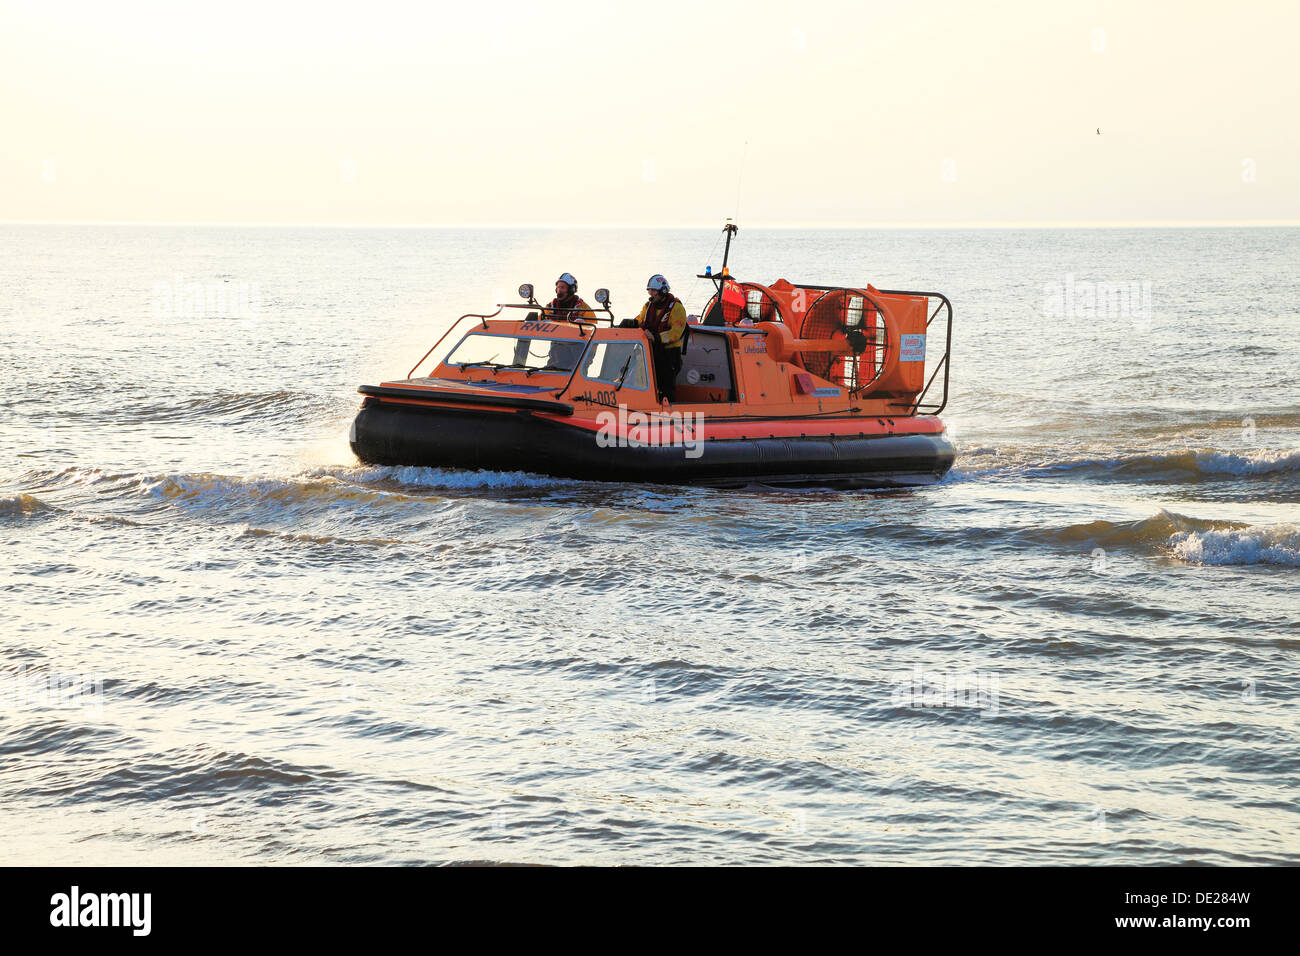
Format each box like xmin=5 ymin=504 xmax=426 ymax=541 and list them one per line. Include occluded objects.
xmin=445 ymin=332 xmax=586 ymax=372
xmin=581 ymin=341 xmax=648 ymax=390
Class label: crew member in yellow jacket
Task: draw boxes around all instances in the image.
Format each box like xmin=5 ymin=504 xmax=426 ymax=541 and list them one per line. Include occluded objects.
xmin=532 ymin=271 xmax=594 ymax=370
xmin=634 ymin=274 xmax=687 ymax=402
xmin=544 ymin=272 xmax=596 ymax=322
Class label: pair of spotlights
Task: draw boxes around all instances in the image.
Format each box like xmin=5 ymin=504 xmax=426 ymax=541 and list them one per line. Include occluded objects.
xmin=517 ymin=284 xmax=610 ymax=305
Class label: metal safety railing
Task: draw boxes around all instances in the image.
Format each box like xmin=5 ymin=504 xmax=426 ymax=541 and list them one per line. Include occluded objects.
xmin=874 ymin=289 xmax=952 ymax=416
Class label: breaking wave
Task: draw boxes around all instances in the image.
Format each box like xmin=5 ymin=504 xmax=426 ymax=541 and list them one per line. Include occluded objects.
xmin=1193 ymin=448 xmax=1300 ymax=476
xmin=1031 ymin=510 xmax=1232 ymax=549
xmin=1038 ymin=510 xmax=1300 ymax=567
xmin=0 ymin=493 xmax=55 ymax=518
xmin=1168 ymin=523 xmax=1300 ymax=567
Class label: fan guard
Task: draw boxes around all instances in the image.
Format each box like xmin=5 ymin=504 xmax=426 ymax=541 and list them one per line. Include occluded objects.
xmin=797 ymin=288 xmax=890 ymax=393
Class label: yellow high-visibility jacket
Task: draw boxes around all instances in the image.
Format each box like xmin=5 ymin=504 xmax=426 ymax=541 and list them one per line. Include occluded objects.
xmin=636 ymin=296 xmax=688 ymax=350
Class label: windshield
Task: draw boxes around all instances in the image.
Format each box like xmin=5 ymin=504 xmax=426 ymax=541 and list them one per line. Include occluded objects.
xmin=444 ymin=332 xmax=586 ymax=372
xmin=581 ymin=341 xmax=649 ymax=389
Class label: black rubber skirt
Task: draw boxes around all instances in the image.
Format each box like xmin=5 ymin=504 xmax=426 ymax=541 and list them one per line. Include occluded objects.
xmin=349 ymin=400 xmax=955 ymax=489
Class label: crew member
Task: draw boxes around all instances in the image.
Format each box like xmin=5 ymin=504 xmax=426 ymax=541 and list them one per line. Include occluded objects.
xmin=544 ymin=273 xmax=595 ymax=322
xmin=517 ymin=273 xmax=592 ymax=371
xmin=635 ymin=274 xmax=687 ymax=402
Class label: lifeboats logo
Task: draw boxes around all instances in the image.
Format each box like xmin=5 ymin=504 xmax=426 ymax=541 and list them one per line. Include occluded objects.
xmin=1041 ymin=273 xmax=1153 ymax=330
xmin=49 ymin=886 xmax=151 ymax=937
xmin=595 ymin=404 xmax=705 ymax=459
xmin=152 ymin=273 xmax=262 ymax=322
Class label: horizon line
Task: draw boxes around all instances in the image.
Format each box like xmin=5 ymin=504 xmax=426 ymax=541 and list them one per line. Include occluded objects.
xmin=3 ymin=218 xmax=1299 ymax=230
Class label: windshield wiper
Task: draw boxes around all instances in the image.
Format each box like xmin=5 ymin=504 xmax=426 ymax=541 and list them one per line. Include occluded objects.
xmin=614 ymin=354 xmax=635 ymax=390
xmin=456 ymin=361 xmax=517 ymax=374
xmin=525 ymin=364 xmax=571 ymax=376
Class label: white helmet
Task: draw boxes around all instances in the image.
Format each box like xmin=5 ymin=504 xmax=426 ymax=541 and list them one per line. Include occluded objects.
xmin=646 ymin=274 xmax=670 ymax=294
xmin=556 ymin=272 xmax=578 ymax=293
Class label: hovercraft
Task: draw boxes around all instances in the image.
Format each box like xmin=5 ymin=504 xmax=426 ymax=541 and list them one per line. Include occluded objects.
xmin=350 ymin=224 xmax=955 ymax=488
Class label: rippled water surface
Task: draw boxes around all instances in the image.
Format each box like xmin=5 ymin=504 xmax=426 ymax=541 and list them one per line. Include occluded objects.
xmin=2 ymin=225 xmax=1297 ymax=865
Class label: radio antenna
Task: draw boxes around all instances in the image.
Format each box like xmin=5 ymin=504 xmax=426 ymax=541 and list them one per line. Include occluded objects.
xmin=720 ymin=220 xmax=739 ymax=272
xmin=734 ymin=139 xmax=748 ymax=221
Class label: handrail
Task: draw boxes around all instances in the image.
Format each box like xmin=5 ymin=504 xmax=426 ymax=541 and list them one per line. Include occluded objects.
xmin=406 ymin=309 xmax=502 ymax=379
xmin=405 ymin=304 xmax=610 ymax=379
xmin=876 ymin=289 xmax=953 ymax=416
xmin=495 ymin=302 xmax=618 ymax=328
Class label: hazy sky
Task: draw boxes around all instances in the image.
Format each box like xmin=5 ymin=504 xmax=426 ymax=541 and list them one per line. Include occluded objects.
xmin=2 ymin=0 xmax=1296 ymax=225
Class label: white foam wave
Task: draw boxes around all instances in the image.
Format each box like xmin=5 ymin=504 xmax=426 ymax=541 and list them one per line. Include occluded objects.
xmin=1168 ymin=523 xmax=1300 ymax=567
xmin=1194 ymin=448 xmax=1300 ymax=476
xmin=306 ymin=465 xmax=563 ymax=490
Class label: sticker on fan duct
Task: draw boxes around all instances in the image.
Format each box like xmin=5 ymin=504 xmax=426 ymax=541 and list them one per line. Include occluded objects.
xmin=900 ymin=334 xmax=926 ymax=362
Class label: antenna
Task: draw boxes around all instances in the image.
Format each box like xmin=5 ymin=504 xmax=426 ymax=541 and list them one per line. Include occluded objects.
xmin=696 ymin=220 xmax=741 ymax=326
xmin=734 ymin=139 xmax=748 ymax=220
xmin=721 ymin=220 xmax=739 ymax=273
